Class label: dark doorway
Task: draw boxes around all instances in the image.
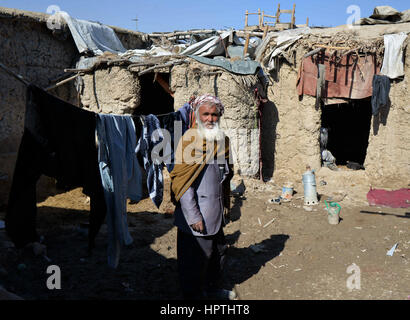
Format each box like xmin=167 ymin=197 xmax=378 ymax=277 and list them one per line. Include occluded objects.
xmin=133 ymin=72 xmax=174 ymax=116
xmin=321 ymin=99 xmax=372 ymax=166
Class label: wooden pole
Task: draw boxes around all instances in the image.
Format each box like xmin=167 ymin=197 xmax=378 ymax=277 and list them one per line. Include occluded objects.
xmin=258 ymin=8 xmax=261 ymax=27
xmin=303 ymin=47 xmax=325 ymax=58
xmin=262 ymin=24 xmax=269 ymax=39
xmin=291 ymin=4 xmax=296 ymax=28
xmin=45 ymin=73 xmax=82 ymax=91
xmin=243 ymin=34 xmax=250 ymax=58
xmin=154 ymin=73 xmax=174 ymax=98
xmin=245 ymin=10 xmax=248 ymax=28
xmin=276 ymin=4 xmax=281 ymax=24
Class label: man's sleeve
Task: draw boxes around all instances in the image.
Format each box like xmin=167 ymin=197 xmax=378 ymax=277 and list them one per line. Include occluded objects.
xmin=179 ymin=186 xmax=202 ymax=225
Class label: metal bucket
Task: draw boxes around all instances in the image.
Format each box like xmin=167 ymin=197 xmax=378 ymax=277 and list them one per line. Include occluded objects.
xmin=302 ymin=170 xmax=318 ymax=205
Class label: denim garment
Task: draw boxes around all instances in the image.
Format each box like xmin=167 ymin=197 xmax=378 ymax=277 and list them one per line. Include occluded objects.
xmin=97 ymin=114 xmax=142 ymax=268
xmin=158 ymin=103 xmax=191 ymax=172
xmin=371 ymin=75 xmax=390 ymax=116
xmin=136 ymin=114 xmax=164 ymax=208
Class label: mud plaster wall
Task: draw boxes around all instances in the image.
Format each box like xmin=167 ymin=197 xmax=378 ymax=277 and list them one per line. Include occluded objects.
xmin=0 ymin=15 xmax=79 ymax=205
xmin=79 ymin=67 xmax=141 ymax=114
xmin=266 ymin=38 xmax=410 ymax=190
xmin=0 ymin=8 xmax=147 ymax=205
xmin=170 ymin=61 xmax=264 ymax=177
xmin=364 ymin=36 xmax=410 ymax=188
xmin=265 ymin=62 xmax=321 ymax=186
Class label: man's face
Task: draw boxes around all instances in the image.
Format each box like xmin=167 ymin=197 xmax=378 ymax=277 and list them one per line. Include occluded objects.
xmin=198 ymin=104 xmax=220 ymax=129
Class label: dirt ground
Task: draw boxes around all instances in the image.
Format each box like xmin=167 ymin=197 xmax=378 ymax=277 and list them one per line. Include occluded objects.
xmin=0 ymin=169 xmax=409 ymax=300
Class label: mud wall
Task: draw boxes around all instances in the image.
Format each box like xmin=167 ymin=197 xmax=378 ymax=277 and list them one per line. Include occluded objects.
xmin=0 ymin=7 xmax=147 ymax=205
xmin=265 ymin=37 xmax=409 ymax=190
xmin=265 ymin=61 xmax=321 ymax=186
xmin=79 ymin=66 xmax=141 ymax=114
xmin=171 ymin=61 xmax=263 ymax=177
xmin=364 ymin=36 xmax=410 ymax=188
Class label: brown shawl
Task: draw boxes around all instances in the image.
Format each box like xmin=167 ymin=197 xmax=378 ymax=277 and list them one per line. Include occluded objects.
xmin=170 ymin=127 xmax=232 ymax=205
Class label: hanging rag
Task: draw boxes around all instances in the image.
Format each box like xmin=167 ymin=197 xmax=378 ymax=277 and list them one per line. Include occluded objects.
xmin=6 ymin=85 xmax=106 ymax=251
xmin=371 ymin=74 xmax=390 ymax=116
xmin=380 ymin=32 xmax=408 ymax=79
xmin=316 ymin=64 xmax=326 ymax=109
xmin=136 ymin=114 xmax=165 ymax=208
xmin=96 ymin=114 xmax=142 ymax=268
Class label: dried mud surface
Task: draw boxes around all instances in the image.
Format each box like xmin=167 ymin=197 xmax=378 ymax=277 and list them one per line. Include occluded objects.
xmin=0 ymin=173 xmax=409 ymax=300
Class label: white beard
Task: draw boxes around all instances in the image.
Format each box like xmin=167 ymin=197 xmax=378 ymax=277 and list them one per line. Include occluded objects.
xmin=197 ymin=120 xmax=225 ymax=142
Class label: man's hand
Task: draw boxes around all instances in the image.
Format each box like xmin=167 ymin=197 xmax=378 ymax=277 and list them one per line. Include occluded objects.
xmin=191 ymin=220 xmax=204 ymax=233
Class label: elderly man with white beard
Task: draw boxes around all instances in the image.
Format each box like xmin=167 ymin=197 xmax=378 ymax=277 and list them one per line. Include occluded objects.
xmin=170 ymin=94 xmax=235 ymax=300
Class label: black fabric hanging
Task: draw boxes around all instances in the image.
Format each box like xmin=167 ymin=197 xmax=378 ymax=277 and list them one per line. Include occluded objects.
xmin=6 ymin=85 xmax=106 ymax=251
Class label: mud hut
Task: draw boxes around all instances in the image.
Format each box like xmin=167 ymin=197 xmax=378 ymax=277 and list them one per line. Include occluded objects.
xmin=255 ymin=22 xmax=409 ymax=197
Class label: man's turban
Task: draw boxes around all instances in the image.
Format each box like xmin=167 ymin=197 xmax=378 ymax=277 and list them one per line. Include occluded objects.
xmin=191 ymin=94 xmax=224 ymax=116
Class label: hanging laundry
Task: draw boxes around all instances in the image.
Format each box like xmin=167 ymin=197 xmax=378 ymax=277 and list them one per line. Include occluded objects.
xmin=371 ymin=74 xmax=391 ymax=116
xmin=6 ymin=85 xmax=106 ymax=251
xmin=297 ymin=52 xmax=378 ymax=99
xmin=136 ymin=114 xmax=164 ymax=208
xmin=380 ymin=32 xmax=407 ymax=79
xmin=96 ymin=114 xmax=142 ymax=268
xmin=158 ymin=103 xmax=192 ymax=172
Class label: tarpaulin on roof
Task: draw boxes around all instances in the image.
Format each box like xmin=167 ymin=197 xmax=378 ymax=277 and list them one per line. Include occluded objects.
xmin=57 ymin=11 xmax=126 ymax=55
xmin=188 ymin=55 xmax=261 ymax=75
xmin=297 ymin=52 xmax=379 ymax=99
xmin=356 ymin=6 xmax=410 ymax=25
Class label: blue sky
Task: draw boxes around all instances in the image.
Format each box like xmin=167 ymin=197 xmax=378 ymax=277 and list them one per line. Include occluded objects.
xmin=1 ymin=0 xmax=409 ymax=32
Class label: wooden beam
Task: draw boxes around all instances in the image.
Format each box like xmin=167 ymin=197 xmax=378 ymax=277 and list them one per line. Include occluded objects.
xmin=303 ymin=47 xmax=325 ymax=58
xmin=276 ymin=4 xmax=281 ymax=24
xmin=313 ymin=44 xmax=351 ymax=50
xmin=45 ymin=73 xmax=83 ymax=91
xmin=154 ymin=73 xmax=174 ymax=98
xmin=243 ymin=34 xmax=250 ymax=58
xmin=262 ymin=24 xmax=269 ymax=39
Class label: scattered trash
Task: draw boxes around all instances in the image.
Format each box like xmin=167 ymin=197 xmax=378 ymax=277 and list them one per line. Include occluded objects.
xmin=263 ymin=218 xmax=275 ymax=228
xmin=281 ymin=182 xmax=294 ymax=202
xmin=303 ymin=206 xmax=313 ymax=212
xmin=268 ymin=197 xmax=281 ymax=205
xmin=355 ymin=227 xmax=363 ymax=230
xmin=325 ymin=200 xmax=341 ymax=225
xmin=387 ymin=243 xmax=399 ymax=256
xmin=257 ymin=218 xmax=262 ymax=226
xmin=0 ymin=220 xmax=4 ymax=229
xmin=294 ymin=268 xmax=302 ymax=272
xmin=319 ymin=180 xmax=327 ymax=186
xmin=17 ymin=264 xmax=26 ymax=271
